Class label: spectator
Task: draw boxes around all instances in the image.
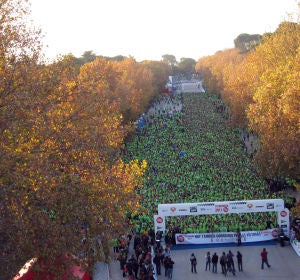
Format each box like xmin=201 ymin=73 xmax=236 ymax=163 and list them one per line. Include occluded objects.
xmin=205 ymin=251 xmax=211 ymax=271
xmin=212 ymin=252 xmax=218 ymax=273
xmin=190 ymin=253 xmax=197 ymax=273
xmin=163 ymin=254 xmax=169 ymax=277
xmin=220 ymin=252 xmax=227 ymax=276
xmin=165 ymin=256 xmax=175 ymax=280
xmin=261 ymin=248 xmax=271 ymax=269
xmin=237 ymin=251 xmax=243 ymax=272
xmin=227 ymin=250 xmax=236 ymax=276
xmin=128 ymin=255 xmax=139 ymax=279
xmin=153 ymin=253 xmax=161 ymax=275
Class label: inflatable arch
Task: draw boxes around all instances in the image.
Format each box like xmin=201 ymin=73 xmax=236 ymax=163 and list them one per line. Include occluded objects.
xmin=154 ymin=199 xmax=289 ymax=244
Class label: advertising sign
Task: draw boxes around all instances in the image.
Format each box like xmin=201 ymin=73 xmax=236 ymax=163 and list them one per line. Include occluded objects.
xmin=155 ymin=199 xmax=294 ymax=255
xmin=277 ymin=208 xmax=290 ymax=235
xmin=157 ymin=199 xmax=285 ymax=216
xmin=156 ymin=199 xmax=289 ymax=237
xmin=175 ymin=229 xmax=278 ymax=245
xmin=154 ymin=215 xmax=165 ymax=233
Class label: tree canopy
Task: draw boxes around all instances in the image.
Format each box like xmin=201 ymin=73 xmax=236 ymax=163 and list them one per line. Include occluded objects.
xmin=196 ymin=21 xmax=300 ymax=181
xmin=234 ymin=33 xmax=262 ymax=53
xmin=0 ymin=1 xmax=170 ymax=278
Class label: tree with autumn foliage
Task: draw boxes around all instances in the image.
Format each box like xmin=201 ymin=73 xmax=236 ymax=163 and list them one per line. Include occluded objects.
xmin=0 ymin=1 xmax=148 ymax=279
xmin=195 ymin=50 xmax=237 ymax=96
xmin=247 ymin=22 xmax=300 ymax=179
xmin=221 ymin=49 xmax=263 ymax=127
xmin=195 ymin=20 xmax=300 ymax=183
xmin=142 ymin=60 xmax=172 ymax=96
xmin=111 ymin=57 xmax=155 ymax=123
xmin=1 ymin=52 xmax=147 ymax=280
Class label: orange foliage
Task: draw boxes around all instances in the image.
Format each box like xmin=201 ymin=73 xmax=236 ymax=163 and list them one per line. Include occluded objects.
xmin=247 ymin=23 xmax=300 ymax=178
xmin=112 ymin=58 xmax=155 ymax=122
xmin=195 ymin=21 xmax=300 ymax=179
xmin=0 ymin=3 xmax=152 ymax=278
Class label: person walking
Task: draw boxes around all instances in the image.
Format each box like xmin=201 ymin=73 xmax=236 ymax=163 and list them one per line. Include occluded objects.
xmin=228 ymin=250 xmax=236 ymax=275
xmin=118 ymin=249 xmax=127 ymax=273
xmin=237 ymin=251 xmax=243 ymax=272
xmin=226 ymin=250 xmax=236 ymax=276
xmin=190 ymin=253 xmax=197 ymax=273
xmin=165 ymin=256 xmax=175 ymax=280
xmin=220 ymin=252 xmax=227 ymax=276
xmin=212 ymin=252 xmax=218 ymax=273
xmin=261 ymin=248 xmax=271 ymax=269
xmin=163 ymin=253 xmax=169 ymax=277
xmin=131 ymin=257 xmax=139 ymax=279
xmin=155 ymin=230 xmax=163 ymax=249
xmin=142 ymin=259 xmax=154 ymax=280
xmin=153 ymin=252 xmax=161 ymax=275
xmin=205 ymin=251 xmax=211 ymax=271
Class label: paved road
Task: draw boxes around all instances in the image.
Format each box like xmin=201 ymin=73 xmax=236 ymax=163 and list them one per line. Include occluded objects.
xmin=106 ymin=241 xmax=300 ymax=280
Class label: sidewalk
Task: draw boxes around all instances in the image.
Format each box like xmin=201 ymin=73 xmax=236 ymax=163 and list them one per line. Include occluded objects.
xmin=93 ymin=238 xmax=136 ymax=280
xmin=93 ymin=261 xmax=110 ymax=280
xmin=96 ymin=241 xmax=300 ymax=280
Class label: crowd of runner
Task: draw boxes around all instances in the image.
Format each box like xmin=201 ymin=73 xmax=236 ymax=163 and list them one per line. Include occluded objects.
xmin=123 ymin=91 xmax=279 ymax=234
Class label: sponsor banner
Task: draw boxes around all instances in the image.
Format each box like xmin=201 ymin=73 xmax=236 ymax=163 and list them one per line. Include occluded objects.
xmin=277 ymin=208 xmax=290 ymax=235
xmin=175 ymin=229 xmax=278 ymax=245
xmin=158 ymin=199 xmax=284 ymax=216
xmin=215 ymin=204 xmax=229 ymax=213
xmin=197 ymin=202 xmax=215 ymax=214
xmin=154 ymin=215 xmax=165 ymax=233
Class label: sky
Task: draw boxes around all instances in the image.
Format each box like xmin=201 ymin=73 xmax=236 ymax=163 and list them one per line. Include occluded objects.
xmin=29 ymin=0 xmax=299 ymax=62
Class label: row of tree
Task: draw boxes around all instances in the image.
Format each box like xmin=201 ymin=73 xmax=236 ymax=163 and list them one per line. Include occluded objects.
xmin=0 ymin=1 xmax=176 ymax=278
xmin=75 ymin=52 xmax=197 ymax=78
xmin=195 ymin=21 xmax=300 ymax=183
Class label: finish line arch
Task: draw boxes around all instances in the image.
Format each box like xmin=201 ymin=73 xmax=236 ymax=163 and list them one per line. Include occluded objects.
xmin=154 ymin=199 xmax=290 ymax=243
